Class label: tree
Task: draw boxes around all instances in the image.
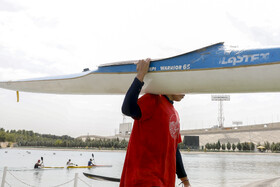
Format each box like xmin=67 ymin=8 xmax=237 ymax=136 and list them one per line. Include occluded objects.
xmin=212 ymin=143 xmax=216 ymax=150
xmin=237 ymin=142 xmax=242 ymax=151
xmin=54 ymin=139 xmax=62 ymax=147
xmin=250 ymin=142 xmax=255 ymax=151
xmin=264 ymin=141 xmax=270 ymax=152
xmin=0 ymin=131 xmax=6 ymax=142
xmin=85 ymin=137 xmax=91 ymax=143
xmin=271 ymin=142 xmax=276 ymax=152
xmin=242 ymin=142 xmax=250 ymax=151
xmin=222 ymin=144 xmax=226 ymax=150
xmin=275 ymin=143 xmax=280 ymax=152
xmin=216 ymin=141 xmax=221 ymax=150
xmin=5 ymin=133 xmax=15 ymax=142
xmin=120 ymin=139 xmax=128 ymax=148
xmin=227 ymin=142 xmax=231 ymax=151
xmin=232 ymin=143 xmax=236 ymax=151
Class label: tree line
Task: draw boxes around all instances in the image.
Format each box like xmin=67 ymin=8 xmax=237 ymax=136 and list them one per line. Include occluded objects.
xmin=256 ymin=141 xmax=280 ymax=152
xmin=178 ymin=140 xmax=280 ymax=152
xmin=0 ymin=128 xmax=128 ymax=149
xmin=204 ymin=141 xmax=255 ymax=151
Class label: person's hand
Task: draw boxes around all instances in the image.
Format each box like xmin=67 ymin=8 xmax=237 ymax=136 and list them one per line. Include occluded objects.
xmin=180 ymin=177 xmax=191 ymax=187
xmin=136 ymin=58 xmax=150 ymax=82
xmin=183 ymin=180 xmax=191 ymax=187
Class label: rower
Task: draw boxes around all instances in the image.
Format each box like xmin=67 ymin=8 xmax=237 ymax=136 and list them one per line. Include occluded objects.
xmin=34 ymin=160 xmax=42 ymax=169
xmin=67 ymin=159 xmax=74 ymax=166
xmin=88 ymin=159 xmax=94 ymax=166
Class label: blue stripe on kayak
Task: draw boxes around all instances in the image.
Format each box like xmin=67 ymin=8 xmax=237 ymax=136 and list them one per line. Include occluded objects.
xmin=93 ymin=44 xmax=280 ymax=73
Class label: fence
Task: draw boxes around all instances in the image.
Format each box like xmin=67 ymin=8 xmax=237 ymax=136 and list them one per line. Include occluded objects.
xmin=1 ymin=167 xmax=92 ymax=187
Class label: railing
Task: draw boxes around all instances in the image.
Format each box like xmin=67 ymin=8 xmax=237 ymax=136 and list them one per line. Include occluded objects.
xmin=1 ymin=167 xmax=92 ymax=187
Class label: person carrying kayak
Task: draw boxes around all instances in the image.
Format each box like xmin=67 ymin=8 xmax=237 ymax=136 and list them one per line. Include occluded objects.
xmin=120 ymin=59 xmax=190 ymax=187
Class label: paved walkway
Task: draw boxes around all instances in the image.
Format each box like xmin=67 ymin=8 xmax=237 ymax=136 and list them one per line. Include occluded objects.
xmin=242 ymin=177 xmax=280 ymax=187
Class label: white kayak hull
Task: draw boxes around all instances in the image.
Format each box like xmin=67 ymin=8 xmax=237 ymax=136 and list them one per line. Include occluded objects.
xmin=1 ymin=42 xmax=280 ymax=94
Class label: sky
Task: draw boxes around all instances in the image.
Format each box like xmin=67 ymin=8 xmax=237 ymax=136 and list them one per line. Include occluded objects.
xmin=1 ymin=0 xmax=280 ymax=137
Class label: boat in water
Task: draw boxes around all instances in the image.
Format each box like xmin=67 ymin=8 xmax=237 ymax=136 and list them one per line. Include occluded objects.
xmin=67 ymin=164 xmax=112 ymax=168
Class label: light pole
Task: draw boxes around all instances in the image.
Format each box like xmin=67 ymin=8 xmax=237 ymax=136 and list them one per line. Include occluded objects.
xmin=211 ymin=95 xmax=230 ymax=128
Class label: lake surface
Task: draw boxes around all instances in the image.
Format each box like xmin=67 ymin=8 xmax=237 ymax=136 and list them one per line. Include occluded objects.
xmin=0 ymin=148 xmax=280 ymax=187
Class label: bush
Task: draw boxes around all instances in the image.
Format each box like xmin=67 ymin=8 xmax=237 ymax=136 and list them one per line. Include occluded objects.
xmin=264 ymin=141 xmax=270 ymax=151
xmin=232 ymin=143 xmax=236 ymax=151
xmin=222 ymin=144 xmax=226 ymax=150
xmin=216 ymin=141 xmax=221 ymax=150
xmin=227 ymin=142 xmax=231 ymax=151
xmin=237 ymin=142 xmax=242 ymax=151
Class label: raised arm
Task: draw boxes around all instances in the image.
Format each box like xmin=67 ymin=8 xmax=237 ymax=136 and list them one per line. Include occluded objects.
xmin=121 ymin=59 xmax=150 ymax=119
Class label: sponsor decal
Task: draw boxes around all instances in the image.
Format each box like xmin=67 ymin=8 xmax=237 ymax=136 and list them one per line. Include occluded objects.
xmin=149 ymin=67 xmax=157 ymax=71
xmin=220 ymin=53 xmax=269 ymax=66
xmin=155 ymin=64 xmax=190 ymax=71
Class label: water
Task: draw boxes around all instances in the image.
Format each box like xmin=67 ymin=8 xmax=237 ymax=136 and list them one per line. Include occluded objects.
xmin=183 ymin=153 xmax=280 ymax=187
xmin=0 ymin=148 xmax=124 ymax=187
xmin=0 ymin=148 xmax=280 ymax=187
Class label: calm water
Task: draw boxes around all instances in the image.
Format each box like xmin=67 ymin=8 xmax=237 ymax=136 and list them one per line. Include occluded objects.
xmin=0 ymin=148 xmax=280 ymax=187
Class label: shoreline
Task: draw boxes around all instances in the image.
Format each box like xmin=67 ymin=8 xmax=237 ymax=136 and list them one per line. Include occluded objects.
xmin=181 ymin=150 xmax=279 ymax=155
xmin=3 ymin=147 xmax=279 ymax=155
xmin=3 ymin=147 xmax=126 ymax=152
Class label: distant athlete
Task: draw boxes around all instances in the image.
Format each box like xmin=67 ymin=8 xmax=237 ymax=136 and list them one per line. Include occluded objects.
xmin=66 ymin=159 xmax=71 ymax=165
xmin=88 ymin=159 xmax=94 ymax=166
xmin=120 ymin=59 xmax=190 ymax=186
xmin=66 ymin=159 xmax=77 ymax=166
xmin=34 ymin=160 xmax=41 ymax=169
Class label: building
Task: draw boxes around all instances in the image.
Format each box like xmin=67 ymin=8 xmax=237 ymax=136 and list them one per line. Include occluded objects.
xmin=77 ymin=117 xmax=133 ymax=141
xmin=119 ymin=122 xmax=132 ymax=135
xmin=181 ymin=122 xmax=280 ymax=148
xmin=77 ymin=121 xmax=280 ymax=149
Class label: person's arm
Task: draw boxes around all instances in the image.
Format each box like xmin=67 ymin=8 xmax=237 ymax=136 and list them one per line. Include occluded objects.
xmin=121 ymin=59 xmax=150 ymax=119
xmin=121 ymin=78 xmax=143 ymax=119
xmin=176 ymin=147 xmax=191 ymax=186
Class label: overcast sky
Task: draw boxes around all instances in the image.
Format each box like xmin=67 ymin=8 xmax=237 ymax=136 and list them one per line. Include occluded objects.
xmin=1 ymin=0 xmax=280 ymax=137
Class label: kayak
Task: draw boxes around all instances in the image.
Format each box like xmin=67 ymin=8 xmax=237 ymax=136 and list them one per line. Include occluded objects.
xmin=67 ymin=166 xmax=92 ymax=168
xmin=42 ymin=166 xmax=64 ymax=169
xmin=83 ymin=172 xmax=120 ymax=182
xmin=2 ymin=42 xmax=280 ymax=94
xmin=67 ymin=165 xmax=112 ymax=168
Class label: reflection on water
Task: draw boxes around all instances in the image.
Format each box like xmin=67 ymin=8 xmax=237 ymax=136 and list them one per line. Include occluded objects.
xmin=33 ymin=170 xmax=43 ymax=184
xmin=0 ymin=149 xmax=280 ymax=187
